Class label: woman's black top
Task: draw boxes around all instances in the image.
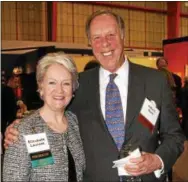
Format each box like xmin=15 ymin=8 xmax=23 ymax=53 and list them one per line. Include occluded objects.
xmin=68 ymin=147 xmax=77 ymax=182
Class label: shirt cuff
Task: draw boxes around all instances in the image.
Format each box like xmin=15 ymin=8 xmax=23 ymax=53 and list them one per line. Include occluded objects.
xmin=154 ymin=154 xmax=164 ymax=178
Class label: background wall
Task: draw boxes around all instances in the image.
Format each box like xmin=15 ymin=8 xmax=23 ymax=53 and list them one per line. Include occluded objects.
xmin=2 ymin=2 xmax=188 ymax=50
xmin=1 ymin=2 xmax=188 ymax=78
xmin=73 ymin=56 xmax=157 ymax=72
xmin=1 ymin=2 xmax=47 ymax=41
xmin=164 ymin=37 xmax=188 ymax=79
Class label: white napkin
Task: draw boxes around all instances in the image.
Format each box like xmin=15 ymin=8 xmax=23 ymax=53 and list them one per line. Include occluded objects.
xmin=112 ymin=148 xmax=141 ymax=176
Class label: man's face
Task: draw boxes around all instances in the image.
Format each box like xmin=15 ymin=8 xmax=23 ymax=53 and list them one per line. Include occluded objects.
xmin=89 ymin=14 xmax=124 ymax=73
xmin=157 ymin=59 xmax=168 ymax=70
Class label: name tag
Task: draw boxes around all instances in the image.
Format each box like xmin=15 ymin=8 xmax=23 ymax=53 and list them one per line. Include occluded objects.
xmin=24 ymin=133 xmax=54 ymax=168
xmin=139 ymin=98 xmax=160 ymax=132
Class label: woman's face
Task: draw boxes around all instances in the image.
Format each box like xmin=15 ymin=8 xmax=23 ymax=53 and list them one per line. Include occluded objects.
xmin=41 ymin=63 xmax=73 ymax=112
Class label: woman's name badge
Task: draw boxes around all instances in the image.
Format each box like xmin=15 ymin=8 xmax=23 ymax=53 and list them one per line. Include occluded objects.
xmin=24 ymin=133 xmax=54 ymax=168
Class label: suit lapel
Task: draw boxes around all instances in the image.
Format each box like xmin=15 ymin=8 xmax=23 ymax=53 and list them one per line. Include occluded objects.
xmin=125 ymin=62 xmax=145 ymax=131
xmin=91 ymin=68 xmax=108 ymax=129
xmin=92 ymin=68 xmax=102 ymax=115
xmin=89 ymin=64 xmax=145 ymax=149
xmin=88 ymin=68 xmax=105 ymax=123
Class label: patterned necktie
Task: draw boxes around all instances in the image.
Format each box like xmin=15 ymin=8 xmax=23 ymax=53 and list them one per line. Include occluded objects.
xmin=105 ymin=74 xmax=125 ymax=151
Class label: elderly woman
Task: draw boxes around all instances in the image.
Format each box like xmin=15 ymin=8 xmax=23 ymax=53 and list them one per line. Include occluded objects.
xmin=3 ymin=52 xmax=85 ymax=181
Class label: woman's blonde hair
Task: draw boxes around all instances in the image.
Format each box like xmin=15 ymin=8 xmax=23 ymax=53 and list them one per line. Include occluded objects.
xmin=36 ymin=52 xmax=79 ymax=93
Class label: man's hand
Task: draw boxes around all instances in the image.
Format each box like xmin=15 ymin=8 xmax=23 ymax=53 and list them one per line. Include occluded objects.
xmin=124 ymin=152 xmax=162 ymax=176
xmin=4 ymin=119 xmax=21 ymax=149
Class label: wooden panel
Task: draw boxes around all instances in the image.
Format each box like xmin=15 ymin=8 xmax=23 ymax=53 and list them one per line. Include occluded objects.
xmin=180 ymin=18 xmax=188 ymax=37
xmin=2 ymin=1 xmax=169 ymax=48
xmin=110 ymin=2 xmax=129 ymax=5
xmin=73 ymin=3 xmax=92 ymax=44
xmin=145 ymin=2 xmax=167 ymax=10
xmin=145 ymin=12 xmax=166 ymax=48
xmin=57 ymin=2 xmax=73 ymax=42
xmin=4 ymin=4 xmax=10 ymax=21
xmin=112 ymin=8 xmax=129 ymax=46
xmin=93 ymin=5 xmax=112 ymax=12
xmin=35 ymin=23 xmax=41 ymax=39
xmin=129 ymin=2 xmax=145 ymax=7
xmin=7 ymin=2 xmax=46 ymax=41
xmin=129 ymin=10 xmax=145 ymax=47
xmin=41 ymin=2 xmax=47 ymax=41
xmin=1 ymin=2 xmax=16 ymax=40
xmin=181 ymin=2 xmax=188 ymax=13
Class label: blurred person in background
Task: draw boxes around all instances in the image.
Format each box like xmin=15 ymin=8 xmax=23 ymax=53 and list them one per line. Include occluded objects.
xmin=20 ymin=72 xmax=42 ymax=110
xmin=1 ymin=75 xmax=17 ymax=139
xmin=84 ymin=60 xmax=100 ymax=71
xmin=156 ymin=57 xmax=182 ymax=108
xmin=157 ymin=67 xmax=177 ymax=103
xmin=156 ymin=57 xmax=183 ymax=182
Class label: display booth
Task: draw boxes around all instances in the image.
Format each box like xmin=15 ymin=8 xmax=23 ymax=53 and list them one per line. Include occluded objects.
xmin=163 ymin=36 xmax=188 ymax=80
xmin=1 ymin=47 xmax=55 ymax=110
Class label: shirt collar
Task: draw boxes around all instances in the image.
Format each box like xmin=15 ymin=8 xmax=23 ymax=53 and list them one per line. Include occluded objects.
xmin=99 ymin=57 xmax=129 ymax=81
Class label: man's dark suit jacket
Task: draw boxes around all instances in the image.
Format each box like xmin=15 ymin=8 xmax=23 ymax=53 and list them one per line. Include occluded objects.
xmin=69 ymin=62 xmax=185 ymax=182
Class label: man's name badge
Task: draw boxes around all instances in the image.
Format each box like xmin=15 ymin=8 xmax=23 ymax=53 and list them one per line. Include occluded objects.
xmin=24 ymin=133 xmax=54 ymax=168
xmin=138 ymin=98 xmax=160 ymax=133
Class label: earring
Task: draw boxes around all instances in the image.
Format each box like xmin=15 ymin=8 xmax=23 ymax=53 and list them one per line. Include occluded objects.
xmin=40 ymin=91 xmax=44 ymax=100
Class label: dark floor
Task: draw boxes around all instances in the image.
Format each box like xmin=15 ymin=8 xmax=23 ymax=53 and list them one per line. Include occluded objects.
xmin=173 ymin=140 xmax=188 ymax=182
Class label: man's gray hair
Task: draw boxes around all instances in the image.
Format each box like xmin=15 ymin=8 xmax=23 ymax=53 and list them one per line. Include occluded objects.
xmin=85 ymin=9 xmax=125 ymax=40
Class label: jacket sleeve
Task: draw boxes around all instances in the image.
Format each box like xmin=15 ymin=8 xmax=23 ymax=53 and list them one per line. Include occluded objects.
xmin=155 ymin=74 xmax=186 ymax=172
xmin=3 ymin=124 xmax=31 ymax=181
